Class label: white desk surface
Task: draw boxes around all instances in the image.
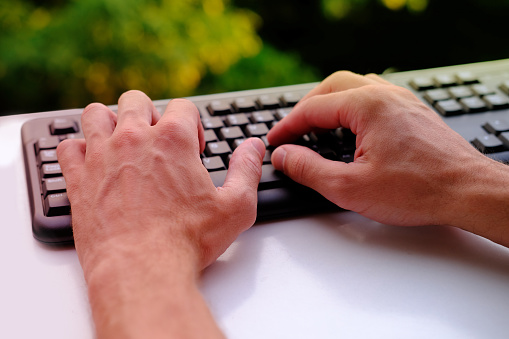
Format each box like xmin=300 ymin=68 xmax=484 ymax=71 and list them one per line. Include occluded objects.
xmin=2 ymin=112 xmax=509 ymax=339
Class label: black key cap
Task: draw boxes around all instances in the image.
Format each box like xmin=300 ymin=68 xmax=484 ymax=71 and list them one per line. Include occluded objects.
xmin=42 ymin=176 xmax=66 ymax=196
xmin=259 ymin=164 xmax=287 ymax=190
xmin=225 ymin=113 xmax=250 ymax=127
xmin=202 ymin=156 xmax=226 ymax=171
xmin=275 ymin=108 xmax=292 ymax=120
xmin=280 ymin=92 xmax=301 ymax=106
xmin=205 ymin=141 xmax=231 ymax=157
xmin=40 ymin=163 xmax=62 ymax=178
xmin=499 ymin=80 xmax=509 ymax=95
xmin=218 ymin=126 xmax=245 ymax=141
xmin=251 ymin=111 xmax=275 ymax=124
xmin=472 ymin=134 xmax=506 ymax=153
xmin=37 ymin=149 xmax=58 ymax=165
xmin=50 ymin=118 xmax=79 ymax=135
xmin=256 ymin=95 xmax=280 ymax=109
xmin=207 ymin=100 xmax=233 ymax=115
xmin=35 ymin=136 xmax=60 ymax=154
xmin=202 ymin=117 xmax=224 ymax=130
xmin=44 ymin=193 xmax=70 ymax=216
xmin=499 ymin=132 xmax=509 ymax=149
xmin=204 ymin=129 xmax=218 ymax=143
xmin=245 ymin=123 xmax=269 ymax=137
xmin=232 ymin=98 xmax=257 ymax=112
xmin=209 ymin=170 xmax=227 ymax=187
xmin=434 ymin=99 xmax=464 ymax=116
xmin=483 ymin=120 xmax=509 ymax=135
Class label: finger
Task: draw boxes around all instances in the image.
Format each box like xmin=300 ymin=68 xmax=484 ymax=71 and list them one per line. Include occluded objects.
xmin=80 ymin=103 xmax=117 ymax=149
xmin=56 ymin=138 xmax=86 ymax=181
xmin=299 ymin=71 xmax=381 ymax=102
xmin=218 ymin=138 xmax=265 ymax=222
xmin=268 ymin=89 xmax=359 ymax=146
xmin=271 ymin=144 xmax=358 ymax=205
xmin=365 ymin=73 xmax=392 ymax=85
xmin=158 ymin=99 xmax=206 ymax=154
xmin=116 ymin=90 xmax=158 ymax=129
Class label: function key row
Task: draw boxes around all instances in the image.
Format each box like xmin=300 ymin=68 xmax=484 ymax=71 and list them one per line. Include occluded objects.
xmin=206 ymin=93 xmax=302 ymax=116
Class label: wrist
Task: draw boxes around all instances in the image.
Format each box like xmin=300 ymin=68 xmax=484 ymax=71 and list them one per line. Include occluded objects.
xmin=443 ymin=156 xmax=509 ymax=246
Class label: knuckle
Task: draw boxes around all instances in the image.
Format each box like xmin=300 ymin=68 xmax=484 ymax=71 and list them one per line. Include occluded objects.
xmin=285 ymin=150 xmax=309 ymax=182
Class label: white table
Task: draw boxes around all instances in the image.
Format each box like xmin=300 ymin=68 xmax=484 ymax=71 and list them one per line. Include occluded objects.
xmin=2 ymin=112 xmax=509 ymax=338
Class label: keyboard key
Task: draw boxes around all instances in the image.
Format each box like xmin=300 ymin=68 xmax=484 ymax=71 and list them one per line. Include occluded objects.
xmin=471 ymin=84 xmax=495 ymax=96
xmin=35 ymin=136 xmax=60 ymax=154
xmin=499 ymin=80 xmax=509 ymax=95
xmin=204 ymin=129 xmax=218 ymax=143
xmin=275 ymin=108 xmax=292 ymax=120
xmin=434 ymin=74 xmax=457 ymax=87
xmin=498 ymin=132 xmax=509 ymax=148
xmin=218 ymin=126 xmax=245 ymax=141
xmin=225 ymin=113 xmax=250 ymax=127
xmin=202 ymin=156 xmax=226 ymax=171
xmin=483 ymin=94 xmax=509 ymax=110
xmin=251 ymin=111 xmax=275 ymax=124
xmin=256 ymin=95 xmax=280 ymax=109
xmin=209 ymin=170 xmax=227 ymax=187
xmin=434 ymin=99 xmax=464 ymax=116
xmin=37 ymin=149 xmax=58 ymax=165
xmin=232 ymin=98 xmax=257 ymax=112
xmin=459 ymin=96 xmax=487 ymax=113
xmin=205 ymin=141 xmax=231 ymax=157
xmin=43 ymin=192 xmax=70 ymax=216
xmin=42 ymin=176 xmax=66 ymax=196
xmin=280 ymin=92 xmax=301 ymax=106
xmin=455 ymin=71 xmax=478 ymax=85
xmin=40 ymin=163 xmax=62 ymax=178
xmin=259 ymin=164 xmax=287 ymax=190
xmin=207 ymin=100 xmax=233 ymax=115
xmin=245 ymin=123 xmax=270 ymax=137
xmin=483 ymin=120 xmax=509 ymax=135
xmin=202 ymin=117 xmax=224 ymax=130
xmin=472 ymin=134 xmax=506 ymax=153
xmin=423 ymin=89 xmax=451 ymax=104
xmin=409 ymin=77 xmax=435 ymax=91
xmin=448 ymin=86 xmax=473 ymax=99
xmin=50 ymin=118 xmax=79 ymax=135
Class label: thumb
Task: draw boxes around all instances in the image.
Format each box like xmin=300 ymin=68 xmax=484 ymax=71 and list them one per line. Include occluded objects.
xmin=218 ymin=138 xmax=265 ymax=224
xmin=271 ymin=144 xmax=358 ymax=203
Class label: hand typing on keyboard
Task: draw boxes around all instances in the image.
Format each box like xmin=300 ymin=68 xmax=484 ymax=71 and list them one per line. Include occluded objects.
xmin=268 ymin=71 xmax=509 ymax=247
xmin=55 ymin=71 xmax=509 ymax=339
xmin=57 ymin=90 xmax=265 ymax=339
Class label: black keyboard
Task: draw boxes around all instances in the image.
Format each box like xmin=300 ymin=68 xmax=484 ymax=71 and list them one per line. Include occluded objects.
xmin=22 ymin=58 xmax=509 ymax=244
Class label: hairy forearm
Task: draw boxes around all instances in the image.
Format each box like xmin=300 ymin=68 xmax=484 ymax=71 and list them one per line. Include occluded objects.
xmin=446 ymin=157 xmax=509 ymax=247
xmin=83 ymin=237 xmax=225 ymax=339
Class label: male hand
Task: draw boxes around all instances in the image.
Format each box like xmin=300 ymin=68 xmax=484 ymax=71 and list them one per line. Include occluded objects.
xmin=56 ymin=91 xmax=265 ymax=338
xmin=267 ymin=72 xmax=509 ymax=245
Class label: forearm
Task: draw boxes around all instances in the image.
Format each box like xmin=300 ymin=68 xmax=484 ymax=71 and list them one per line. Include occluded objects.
xmin=445 ymin=157 xmax=509 ymax=247
xmin=83 ymin=237 xmax=225 ymax=339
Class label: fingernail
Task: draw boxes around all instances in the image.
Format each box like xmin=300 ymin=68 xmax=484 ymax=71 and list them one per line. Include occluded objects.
xmin=251 ymin=138 xmax=266 ymax=158
xmin=271 ymin=147 xmax=286 ymax=172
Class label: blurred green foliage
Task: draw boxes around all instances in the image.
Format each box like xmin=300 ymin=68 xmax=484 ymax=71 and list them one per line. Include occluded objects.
xmin=0 ymin=0 xmax=319 ymax=114
xmin=2 ymin=0 xmax=509 ymax=115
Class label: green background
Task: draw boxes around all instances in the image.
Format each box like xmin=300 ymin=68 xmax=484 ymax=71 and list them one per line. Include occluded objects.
xmin=1 ymin=0 xmax=509 ymax=115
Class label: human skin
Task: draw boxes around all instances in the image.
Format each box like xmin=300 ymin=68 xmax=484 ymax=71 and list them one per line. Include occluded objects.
xmin=268 ymin=71 xmax=509 ymax=247
xmin=57 ymin=91 xmax=266 ymax=339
